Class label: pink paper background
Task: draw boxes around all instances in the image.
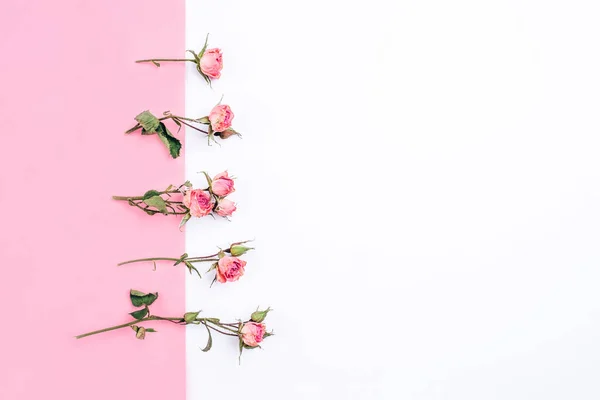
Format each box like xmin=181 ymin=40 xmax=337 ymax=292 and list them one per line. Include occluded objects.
xmin=0 ymin=2 xmax=185 ymax=398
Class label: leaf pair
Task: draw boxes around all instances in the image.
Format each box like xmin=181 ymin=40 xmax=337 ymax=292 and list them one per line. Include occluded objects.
xmin=129 ymin=289 xmax=158 ymax=320
xmin=130 ymin=111 xmax=182 ymax=159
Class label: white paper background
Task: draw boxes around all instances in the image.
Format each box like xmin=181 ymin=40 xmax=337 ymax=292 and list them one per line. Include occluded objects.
xmin=185 ymin=1 xmax=600 ymax=398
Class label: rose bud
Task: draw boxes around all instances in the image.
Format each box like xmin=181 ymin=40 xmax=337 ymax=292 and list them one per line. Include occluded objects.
xmin=211 ymin=171 xmax=235 ymax=197
xmin=216 ymin=256 xmax=246 ymax=283
xmin=250 ymin=307 xmax=271 ymax=323
xmin=216 ymin=198 xmax=236 ymax=217
xmin=240 ymin=322 xmax=266 ymax=347
xmin=135 ymin=326 xmax=146 ymax=340
xmin=183 ymin=189 xmax=214 ymax=218
xmin=208 ymin=104 xmax=234 ymax=133
xmin=199 ymin=48 xmax=223 ymax=79
xmin=229 ymin=244 xmax=253 ymax=257
xmin=216 ymin=128 xmax=239 ymax=139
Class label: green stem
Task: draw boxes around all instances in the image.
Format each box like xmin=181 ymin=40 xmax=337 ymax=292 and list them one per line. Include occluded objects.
xmin=112 ymin=190 xmax=180 ymax=201
xmin=117 ymin=257 xmax=180 ymax=266
xmin=187 ymin=253 xmax=220 ymax=262
xmin=208 ymin=321 xmax=240 ymax=334
xmin=203 ymin=321 xmax=239 ymax=337
xmin=75 ymin=316 xmax=240 ymax=339
xmin=135 ymin=58 xmax=196 ymax=63
xmin=189 ymin=258 xmax=219 ymax=263
xmin=75 ymin=316 xmax=181 ymax=339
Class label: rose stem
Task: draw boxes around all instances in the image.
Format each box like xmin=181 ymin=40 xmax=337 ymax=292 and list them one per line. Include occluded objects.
xmin=117 ymin=256 xmax=220 ymax=267
xmin=135 ymin=58 xmax=196 ymax=63
xmin=112 ymin=189 xmax=181 ymax=201
xmin=76 ymin=316 xmax=240 ymax=339
xmin=117 ymin=257 xmax=181 ymax=266
xmin=75 ymin=316 xmax=181 ymax=339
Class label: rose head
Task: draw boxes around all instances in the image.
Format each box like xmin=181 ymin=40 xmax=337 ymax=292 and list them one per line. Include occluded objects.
xmin=183 ymin=189 xmax=214 ymax=218
xmin=211 ymin=171 xmax=235 ymax=196
xmin=216 ymin=198 xmax=237 ymax=217
xmin=199 ymin=48 xmax=223 ymax=79
xmin=208 ymin=104 xmax=234 ymax=133
xmin=241 ymin=322 xmax=266 ymax=347
xmin=216 ymin=256 xmax=246 ymax=283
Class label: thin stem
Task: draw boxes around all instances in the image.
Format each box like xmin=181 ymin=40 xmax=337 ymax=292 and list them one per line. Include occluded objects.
xmin=187 ymin=253 xmax=220 ymax=262
xmin=171 ymin=115 xmax=201 ymax=123
xmin=203 ymin=321 xmax=238 ymax=337
xmin=112 ymin=190 xmax=180 ymax=201
xmin=173 ymin=118 xmax=209 ymax=134
xmin=209 ymin=321 xmax=240 ymax=334
xmin=75 ymin=315 xmax=240 ymax=339
xmin=117 ymin=257 xmax=181 ymax=266
xmin=190 ymin=258 xmax=220 ymax=263
xmin=135 ymin=58 xmax=196 ymax=63
xmin=75 ymin=316 xmax=181 ymax=339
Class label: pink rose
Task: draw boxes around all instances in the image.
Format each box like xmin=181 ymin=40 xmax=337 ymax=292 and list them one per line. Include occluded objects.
xmin=183 ymin=189 xmax=214 ymax=218
xmin=216 ymin=256 xmax=246 ymax=283
xmin=211 ymin=171 xmax=235 ymax=196
xmin=241 ymin=322 xmax=266 ymax=347
xmin=216 ymin=199 xmax=236 ymax=217
xmin=208 ymin=104 xmax=234 ymax=133
xmin=199 ymin=48 xmax=223 ymax=79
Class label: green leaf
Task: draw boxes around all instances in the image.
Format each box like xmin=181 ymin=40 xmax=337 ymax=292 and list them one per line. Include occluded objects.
xmin=134 ymin=111 xmax=160 ymax=133
xmin=206 ymin=262 xmax=217 ymax=273
xmin=184 ymin=261 xmax=201 ymax=278
xmin=156 ymin=122 xmax=182 ymax=159
xmin=198 ymin=34 xmax=209 ymax=59
xmin=186 ymin=49 xmax=199 ymax=63
xmin=130 ymin=289 xmax=159 ymax=307
xmin=143 ymin=195 xmax=167 ymax=214
xmin=174 ymin=253 xmax=188 ymax=266
xmin=184 ymin=311 xmax=200 ymax=323
xmin=179 ymin=213 xmax=192 ymax=231
xmin=183 ymin=180 xmax=193 ymax=188
xmin=205 ymin=318 xmax=220 ymax=324
xmin=140 ymin=128 xmax=156 ymax=136
xmin=201 ymin=323 xmax=212 ymax=352
xmin=130 ymin=307 xmax=148 ymax=320
xmin=145 ymin=328 xmax=157 ymax=333
xmin=142 ymin=190 xmax=161 ymax=200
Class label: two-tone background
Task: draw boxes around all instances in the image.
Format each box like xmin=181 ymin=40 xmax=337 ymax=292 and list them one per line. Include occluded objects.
xmin=1 ymin=1 xmax=600 ymax=399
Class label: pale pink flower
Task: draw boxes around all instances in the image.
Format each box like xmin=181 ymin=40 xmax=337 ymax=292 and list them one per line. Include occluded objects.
xmin=183 ymin=189 xmax=214 ymax=218
xmin=199 ymin=48 xmax=223 ymax=79
xmin=211 ymin=171 xmax=235 ymax=196
xmin=216 ymin=256 xmax=246 ymax=283
xmin=216 ymin=199 xmax=236 ymax=217
xmin=241 ymin=322 xmax=266 ymax=347
xmin=208 ymin=104 xmax=234 ymax=133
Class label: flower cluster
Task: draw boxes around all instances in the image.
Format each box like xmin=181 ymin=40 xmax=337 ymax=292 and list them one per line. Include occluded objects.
xmin=136 ymin=34 xmax=223 ymax=85
xmin=118 ymin=240 xmax=254 ymax=285
xmin=182 ymin=170 xmax=237 ymax=227
xmin=125 ymin=102 xmax=239 ymax=159
xmin=90 ymin=33 xmax=276 ymax=361
xmin=112 ymin=171 xmax=237 ymax=229
xmin=76 ymin=290 xmax=273 ymax=361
